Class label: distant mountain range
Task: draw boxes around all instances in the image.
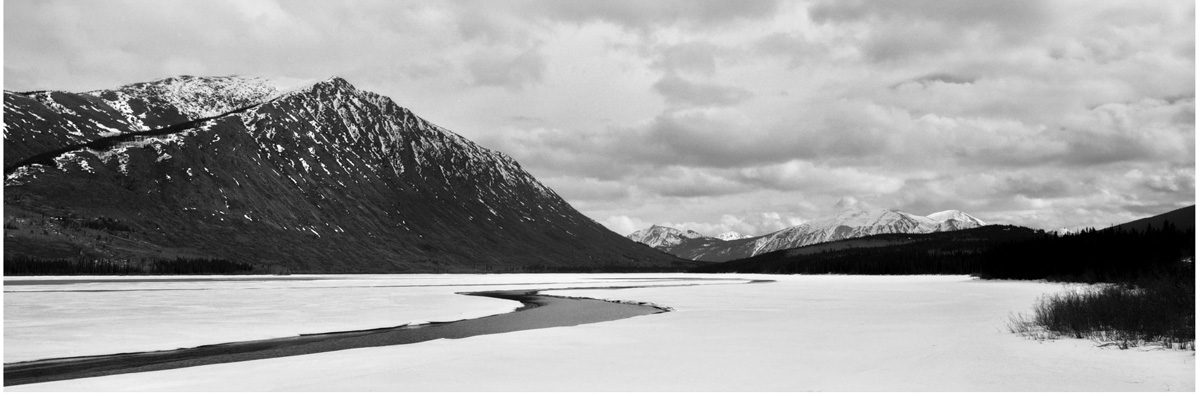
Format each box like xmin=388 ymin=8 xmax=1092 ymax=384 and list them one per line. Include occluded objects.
xmin=4 ymin=75 xmax=684 ymax=273
xmin=692 ymin=205 xmax=1195 ymax=276
xmin=692 ymin=224 xmax=1038 ymax=274
xmin=627 ymin=209 xmax=986 ymax=261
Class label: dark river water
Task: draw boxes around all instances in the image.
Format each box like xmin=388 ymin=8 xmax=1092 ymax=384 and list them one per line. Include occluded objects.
xmin=4 ymin=288 xmax=667 ymax=386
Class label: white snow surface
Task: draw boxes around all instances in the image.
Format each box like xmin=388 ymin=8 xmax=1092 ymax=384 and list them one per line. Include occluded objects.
xmin=8 ymin=274 xmax=1193 ymax=391
xmin=2 ymin=274 xmax=733 ymax=364
xmin=4 ymin=275 xmax=519 ymax=362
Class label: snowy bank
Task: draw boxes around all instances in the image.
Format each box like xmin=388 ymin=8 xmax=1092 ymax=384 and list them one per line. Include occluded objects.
xmin=7 ymin=275 xmax=1192 ymax=391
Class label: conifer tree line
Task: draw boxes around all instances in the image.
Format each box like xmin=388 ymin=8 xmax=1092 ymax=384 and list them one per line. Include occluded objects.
xmin=3 ymin=256 xmax=283 ymax=275
xmin=979 ymin=221 xmax=1193 ymax=283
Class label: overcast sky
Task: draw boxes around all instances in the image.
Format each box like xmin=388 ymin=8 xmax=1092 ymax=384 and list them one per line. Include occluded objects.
xmin=5 ymin=0 xmax=1195 ymax=236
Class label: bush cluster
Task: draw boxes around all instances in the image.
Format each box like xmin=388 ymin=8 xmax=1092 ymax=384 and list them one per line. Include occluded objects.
xmin=1015 ymin=272 xmax=1194 ymax=350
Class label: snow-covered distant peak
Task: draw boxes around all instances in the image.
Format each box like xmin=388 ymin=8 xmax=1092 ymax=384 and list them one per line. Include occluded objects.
xmin=927 ymin=210 xmax=986 ymax=226
xmin=742 ymin=207 xmax=986 ymax=257
xmin=627 ymin=208 xmax=989 ymax=261
xmin=627 ymin=225 xmax=706 ymax=249
xmin=715 ymin=231 xmax=748 ymax=241
xmin=802 ymin=208 xmax=929 ymax=230
xmin=800 ymin=208 xmax=984 ymax=232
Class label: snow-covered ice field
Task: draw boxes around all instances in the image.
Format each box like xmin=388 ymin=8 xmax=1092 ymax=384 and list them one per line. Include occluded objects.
xmin=3 ymin=274 xmax=734 ymax=363
xmin=5 ymin=274 xmax=1194 ymax=391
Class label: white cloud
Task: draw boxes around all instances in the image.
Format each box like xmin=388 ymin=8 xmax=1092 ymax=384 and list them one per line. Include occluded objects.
xmin=599 ymin=215 xmax=647 ymax=236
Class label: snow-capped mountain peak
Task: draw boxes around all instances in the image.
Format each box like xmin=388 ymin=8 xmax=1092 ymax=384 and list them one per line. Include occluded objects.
xmin=927 ymin=210 xmax=987 ymax=226
xmin=627 ymin=225 xmax=707 ymax=249
xmin=807 ymin=208 xmax=928 ymax=229
xmin=747 ymin=209 xmax=923 ymax=255
xmin=715 ymin=231 xmax=748 ymax=241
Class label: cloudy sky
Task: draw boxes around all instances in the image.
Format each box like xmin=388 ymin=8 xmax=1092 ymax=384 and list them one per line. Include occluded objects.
xmin=5 ymin=0 xmax=1195 ymax=236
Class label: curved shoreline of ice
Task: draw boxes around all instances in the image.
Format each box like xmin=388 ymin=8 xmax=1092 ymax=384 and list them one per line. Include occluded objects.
xmin=2 ymin=274 xmax=744 ymax=363
xmin=5 ymin=287 xmax=676 ymax=386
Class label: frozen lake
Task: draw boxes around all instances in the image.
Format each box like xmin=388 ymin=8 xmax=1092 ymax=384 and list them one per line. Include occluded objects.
xmin=4 ymin=274 xmax=1194 ymax=391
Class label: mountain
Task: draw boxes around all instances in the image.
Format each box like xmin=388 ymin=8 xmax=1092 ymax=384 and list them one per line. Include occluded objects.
xmin=627 ymin=208 xmax=986 ymax=262
xmin=715 ymin=231 xmax=748 ymax=241
xmin=927 ymin=210 xmax=987 ymax=229
xmin=626 ymin=225 xmax=711 ymax=249
xmin=691 ymin=225 xmax=1039 ymax=274
xmin=1108 ymin=205 xmax=1194 ymax=232
xmin=3 ymin=75 xmax=686 ymax=273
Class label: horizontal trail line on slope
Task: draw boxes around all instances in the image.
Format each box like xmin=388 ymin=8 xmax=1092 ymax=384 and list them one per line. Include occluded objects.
xmin=4 ymin=101 xmax=264 ymax=175
xmin=3 ymin=279 xmax=771 ymax=387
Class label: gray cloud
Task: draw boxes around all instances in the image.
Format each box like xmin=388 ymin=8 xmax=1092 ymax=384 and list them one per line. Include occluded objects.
xmin=752 ymin=33 xmax=830 ymax=68
xmin=652 ymin=74 xmax=753 ymax=107
xmin=455 ymin=7 xmax=530 ymax=45
xmin=808 ymin=0 xmax=1056 ymax=63
xmin=634 ymin=167 xmax=749 ymax=198
xmin=1057 ymin=98 xmax=1195 ymax=166
xmin=652 ymin=42 xmax=721 ymax=75
xmin=465 ymin=47 xmax=547 ymax=90
xmin=530 ymin=0 xmax=782 ymax=32
xmin=891 ymin=73 xmax=977 ymax=89
xmin=860 ymin=23 xmax=964 ymax=63
xmin=998 ymin=176 xmax=1079 ymax=199
xmin=809 ymin=0 xmax=1050 ymax=32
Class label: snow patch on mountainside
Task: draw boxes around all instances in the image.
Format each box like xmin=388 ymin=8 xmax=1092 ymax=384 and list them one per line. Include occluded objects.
xmin=89 ymin=75 xmax=281 ymax=120
xmin=627 ymin=225 xmax=707 ymax=249
xmin=27 ymin=92 xmax=80 ymax=117
xmin=715 ymin=231 xmax=748 ymax=241
xmin=245 ymin=77 xmax=563 ymax=203
xmin=927 ymin=210 xmax=987 ymax=226
xmin=92 ymin=90 xmax=150 ymax=132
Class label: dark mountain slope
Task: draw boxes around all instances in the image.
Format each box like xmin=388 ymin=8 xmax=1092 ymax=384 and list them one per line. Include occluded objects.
xmin=4 ymin=76 xmax=685 ymax=273
xmin=3 ymin=91 xmax=132 ymax=170
xmin=1109 ymin=205 xmax=1194 ymax=232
